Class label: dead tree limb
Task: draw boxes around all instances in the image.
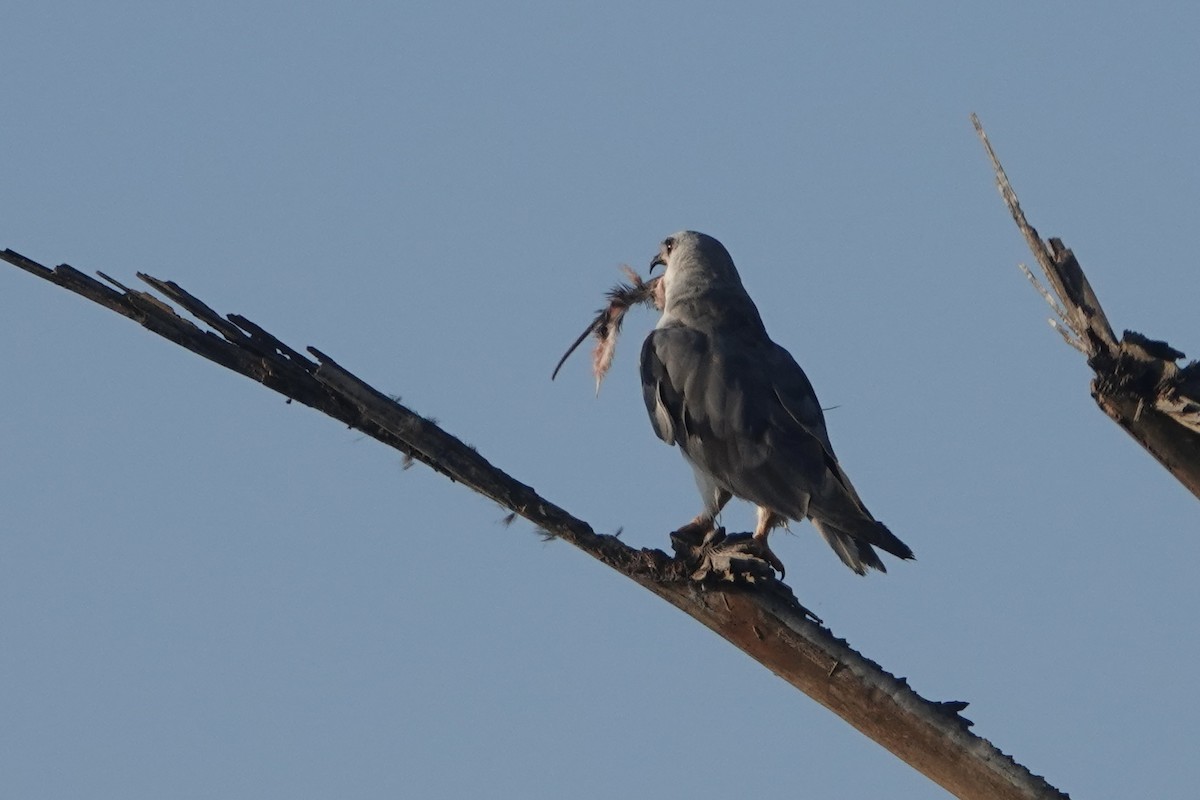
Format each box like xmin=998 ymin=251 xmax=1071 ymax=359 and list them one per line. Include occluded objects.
xmin=2 ymin=247 xmax=1068 ymax=800
xmin=973 ymin=114 xmax=1200 ymax=500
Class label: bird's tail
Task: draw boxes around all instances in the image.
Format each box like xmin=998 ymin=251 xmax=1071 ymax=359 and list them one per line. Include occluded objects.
xmin=812 ymin=519 xmax=914 ymax=575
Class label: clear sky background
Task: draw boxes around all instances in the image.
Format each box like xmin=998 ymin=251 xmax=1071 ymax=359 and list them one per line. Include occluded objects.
xmin=3 ymin=3 xmax=1198 ymax=798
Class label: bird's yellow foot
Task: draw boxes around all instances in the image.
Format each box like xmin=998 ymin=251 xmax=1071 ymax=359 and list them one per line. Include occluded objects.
xmin=671 ymin=530 xmax=781 ymax=584
xmin=748 ymin=535 xmax=786 ymax=579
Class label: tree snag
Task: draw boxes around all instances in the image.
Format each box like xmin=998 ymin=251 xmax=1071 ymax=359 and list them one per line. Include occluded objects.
xmin=973 ymin=114 xmax=1200 ymax=500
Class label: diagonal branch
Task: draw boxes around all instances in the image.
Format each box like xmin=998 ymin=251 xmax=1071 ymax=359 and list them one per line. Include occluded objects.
xmin=973 ymin=114 xmax=1200 ymax=500
xmin=2 ymin=247 xmax=1068 ymax=800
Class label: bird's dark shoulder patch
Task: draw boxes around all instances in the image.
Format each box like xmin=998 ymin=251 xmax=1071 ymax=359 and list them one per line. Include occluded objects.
xmin=640 ymin=326 xmax=711 ymax=446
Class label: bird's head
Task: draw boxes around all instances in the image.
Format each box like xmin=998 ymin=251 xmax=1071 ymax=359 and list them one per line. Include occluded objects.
xmin=648 ymin=231 xmax=746 ymax=313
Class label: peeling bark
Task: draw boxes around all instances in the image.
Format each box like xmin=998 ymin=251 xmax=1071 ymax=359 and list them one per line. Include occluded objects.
xmin=973 ymin=115 xmax=1200 ymax=500
xmin=2 ymin=247 xmax=1069 ymax=799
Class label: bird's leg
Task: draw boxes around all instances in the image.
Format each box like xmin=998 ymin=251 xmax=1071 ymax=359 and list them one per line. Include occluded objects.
xmin=671 ymin=489 xmax=732 ymax=544
xmin=752 ymin=507 xmax=788 ymax=578
xmin=675 ymin=499 xmax=784 ymax=584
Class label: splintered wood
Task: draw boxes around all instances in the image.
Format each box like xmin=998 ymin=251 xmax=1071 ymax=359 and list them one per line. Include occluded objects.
xmin=973 ymin=113 xmax=1200 ymax=501
xmin=551 ymin=266 xmax=663 ymax=392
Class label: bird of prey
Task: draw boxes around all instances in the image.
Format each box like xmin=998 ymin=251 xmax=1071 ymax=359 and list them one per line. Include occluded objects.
xmin=640 ymin=231 xmax=913 ymax=576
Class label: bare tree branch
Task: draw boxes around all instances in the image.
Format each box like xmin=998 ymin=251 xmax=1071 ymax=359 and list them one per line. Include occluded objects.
xmin=973 ymin=114 xmax=1200 ymax=500
xmin=2 ymin=247 xmax=1068 ymax=799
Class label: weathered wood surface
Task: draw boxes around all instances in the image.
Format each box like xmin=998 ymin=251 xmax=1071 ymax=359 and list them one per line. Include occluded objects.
xmin=2 ymin=247 xmax=1069 ymax=799
xmin=974 ymin=115 xmax=1200 ymax=500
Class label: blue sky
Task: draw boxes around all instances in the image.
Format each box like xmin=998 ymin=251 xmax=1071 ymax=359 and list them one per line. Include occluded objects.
xmin=3 ymin=3 xmax=1199 ymax=798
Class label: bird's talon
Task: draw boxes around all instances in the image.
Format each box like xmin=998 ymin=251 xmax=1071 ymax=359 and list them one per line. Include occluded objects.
xmin=749 ymin=537 xmax=786 ymax=579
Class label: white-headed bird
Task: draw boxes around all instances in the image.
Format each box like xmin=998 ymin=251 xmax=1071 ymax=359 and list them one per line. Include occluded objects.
xmin=640 ymin=231 xmax=913 ymax=576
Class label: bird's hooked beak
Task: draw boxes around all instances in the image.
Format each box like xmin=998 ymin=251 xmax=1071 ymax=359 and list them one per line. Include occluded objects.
xmin=650 ymin=236 xmax=674 ymax=273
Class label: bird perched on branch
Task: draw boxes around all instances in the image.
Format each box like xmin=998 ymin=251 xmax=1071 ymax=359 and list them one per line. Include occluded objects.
xmin=639 ymin=231 xmax=913 ymax=576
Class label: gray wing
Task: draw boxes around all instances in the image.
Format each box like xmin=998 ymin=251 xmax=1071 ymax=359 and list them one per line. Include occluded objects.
xmin=640 ymin=326 xmax=828 ymax=508
xmin=641 ymin=326 xmax=913 ymax=572
xmin=766 ymin=343 xmax=913 ymax=570
xmin=641 ymin=326 xmax=799 ymax=473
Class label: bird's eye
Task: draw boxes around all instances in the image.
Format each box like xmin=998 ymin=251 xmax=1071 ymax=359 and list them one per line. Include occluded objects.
xmin=663 ymin=238 xmax=675 ymax=254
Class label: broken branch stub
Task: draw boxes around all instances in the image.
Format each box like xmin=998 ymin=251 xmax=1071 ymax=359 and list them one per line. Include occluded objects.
xmin=972 ymin=114 xmax=1200 ymax=501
